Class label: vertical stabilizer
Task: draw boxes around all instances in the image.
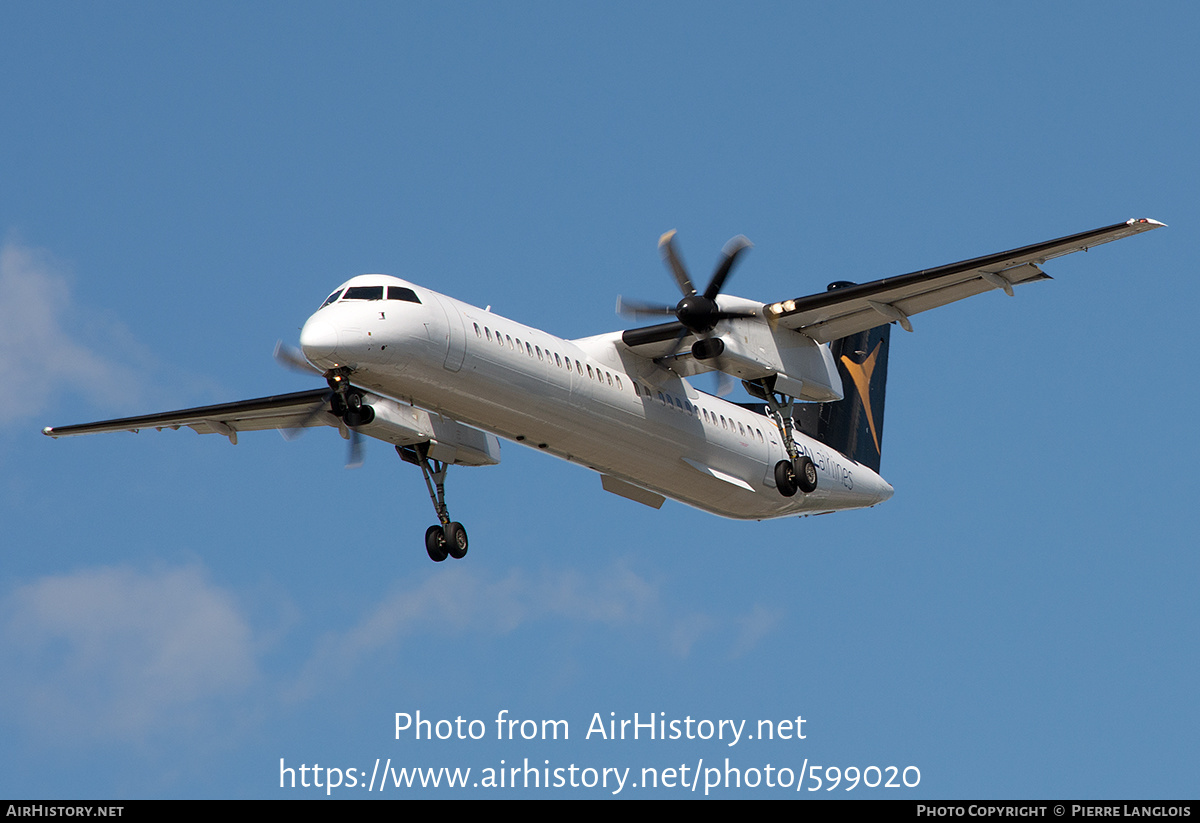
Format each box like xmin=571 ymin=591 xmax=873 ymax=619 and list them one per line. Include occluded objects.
xmin=794 ymin=322 xmax=891 ymax=473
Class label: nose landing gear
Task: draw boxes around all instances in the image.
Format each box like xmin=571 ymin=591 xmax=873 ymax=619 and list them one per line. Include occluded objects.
xmin=399 ymin=443 xmax=470 ymax=562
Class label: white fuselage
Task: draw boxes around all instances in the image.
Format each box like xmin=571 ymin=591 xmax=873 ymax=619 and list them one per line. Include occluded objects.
xmin=300 ymin=275 xmax=893 ymax=520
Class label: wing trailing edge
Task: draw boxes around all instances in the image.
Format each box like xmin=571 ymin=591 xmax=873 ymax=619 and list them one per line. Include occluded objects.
xmin=767 ymin=218 xmax=1164 ymax=343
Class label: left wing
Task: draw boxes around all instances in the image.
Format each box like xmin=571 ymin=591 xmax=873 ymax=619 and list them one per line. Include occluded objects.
xmin=43 ymin=388 xmax=337 ymax=445
xmin=767 ymin=218 xmax=1164 ymax=343
xmin=43 ymin=388 xmax=503 ymax=467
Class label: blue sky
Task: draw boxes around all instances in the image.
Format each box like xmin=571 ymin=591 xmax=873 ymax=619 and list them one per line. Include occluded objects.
xmin=1 ymin=1 xmax=1196 ymax=798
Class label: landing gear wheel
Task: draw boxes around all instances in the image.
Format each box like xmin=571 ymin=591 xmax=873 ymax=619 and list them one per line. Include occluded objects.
xmin=445 ymin=522 xmax=468 ymax=559
xmin=796 ymin=455 xmax=818 ymax=493
xmin=425 ymin=525 xmax=448 ymax=562
xmin=404 ymin=443 xmax=469 ymax=562
xmin=774 ymin=460 xmax=798 ymax=497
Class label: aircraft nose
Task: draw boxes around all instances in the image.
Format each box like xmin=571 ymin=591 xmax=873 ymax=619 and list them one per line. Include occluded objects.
xmin=300 ymin=319 xmax=338 ymax=362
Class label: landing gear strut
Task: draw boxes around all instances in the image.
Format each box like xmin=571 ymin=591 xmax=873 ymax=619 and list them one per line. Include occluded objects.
xmin=399 ymin=443 xmax=469 ymax=562
xmin=751 ymin=380 xmax=819 ymax=498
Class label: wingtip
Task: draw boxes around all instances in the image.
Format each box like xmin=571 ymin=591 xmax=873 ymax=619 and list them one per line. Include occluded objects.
xmin=1129 ymin=217 xmax=1167 ymax=229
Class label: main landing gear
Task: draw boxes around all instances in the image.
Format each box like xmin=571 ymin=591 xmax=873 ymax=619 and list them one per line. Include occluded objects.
xmin=748 ymin=379 xmax=819 ymax=499
xmin=774 ymin=455 xmax=818 ymax=497
xmin=398 ymin=443 xmax=469 ymax=562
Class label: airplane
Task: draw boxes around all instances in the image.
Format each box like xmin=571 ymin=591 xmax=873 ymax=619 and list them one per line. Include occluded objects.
xmin=44 ymin=218 xmax=1164 ymax=562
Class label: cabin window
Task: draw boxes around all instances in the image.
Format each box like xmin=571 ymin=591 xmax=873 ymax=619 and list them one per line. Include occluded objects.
xmin=535 ymin=346 xmax=543 ymax=361
xmin=555 ymin=353 xmax=562 ymax=368
xmin=615 ymin=376 xmax=622 ymax=391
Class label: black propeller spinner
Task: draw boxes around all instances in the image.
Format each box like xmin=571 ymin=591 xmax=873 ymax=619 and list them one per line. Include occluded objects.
xmin=619 ymin=230 xmax=756 ymax=349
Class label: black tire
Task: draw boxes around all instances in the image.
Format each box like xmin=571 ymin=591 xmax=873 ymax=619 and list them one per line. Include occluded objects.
xmin=796 ymin=455 xmax=818 ymax=493
xmin=425 ymin=525 xmax=448 ymax=562
xmin=774 ymin=460 xmax=798 ymax=497
xmin=445 ymin=522 xmax=469 ymax=559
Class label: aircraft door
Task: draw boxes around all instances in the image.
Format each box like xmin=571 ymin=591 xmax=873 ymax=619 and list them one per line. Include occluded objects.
xmin=565 ymin=354 xmax=594 ymax=408
xmin=430 ymin=294 xmax=467 ymax=373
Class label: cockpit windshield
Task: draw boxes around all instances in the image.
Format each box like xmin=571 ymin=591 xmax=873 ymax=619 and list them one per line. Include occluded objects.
xmin=387 ymin=286 xmax=421 ymax=303
xmin=320 ymin=284 xmax=422 ymax=308
xmin=343 ymin=286 xmax=385 ymax=301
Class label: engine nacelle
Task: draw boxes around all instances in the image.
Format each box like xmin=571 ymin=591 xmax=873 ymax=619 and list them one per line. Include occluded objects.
xmin=354 ymin=394 xmax=501 ymax=466
xmin=686 ymin=296 xmax=842 ymax=402
xmin=706 ymin=324 xmax=842 ymax=402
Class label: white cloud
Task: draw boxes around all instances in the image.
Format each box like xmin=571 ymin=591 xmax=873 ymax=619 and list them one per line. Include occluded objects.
xmin=0 ymin=565 xmax=259 ymax=743
xmin=288 ymin=563 xmax=670 ymax=701
xmin=0 ymin=560 xmax=785 ymax=738
xmin=287 ymin=561 xmax=786 ymax=700
xmin=0 ymin=239 xmax=145 ymax=424
xmin=730 ymin=604 xmax=786 ymax=658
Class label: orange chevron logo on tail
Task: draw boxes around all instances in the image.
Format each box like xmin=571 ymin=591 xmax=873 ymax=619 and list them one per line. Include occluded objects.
xmin=840 ymin=340 xmax=885 ymax=456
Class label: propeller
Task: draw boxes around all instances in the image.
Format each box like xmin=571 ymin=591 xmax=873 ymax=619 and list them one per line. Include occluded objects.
xmin=274 ymin=340 xmax=365 ymax=468
xmin=619 ymin=232 xmax=758 ymax=389
xmin=714 ymin=370 xmax=736 ymax=397
xmin=345 ymin=428 xmax=365 ymax=469
xmin=618 ymin=231 xmax=756 ymax=335
xmin=273 ymin=340 xmax=324 ymax=376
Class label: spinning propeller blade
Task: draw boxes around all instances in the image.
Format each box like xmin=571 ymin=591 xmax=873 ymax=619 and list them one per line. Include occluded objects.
xmin=629 ymin=231 xmax=756 ymax=334
xmin=272 ymin=342 xmax=365 ymax=467
xmin=273 ymin=341 xmax=323 ymax=376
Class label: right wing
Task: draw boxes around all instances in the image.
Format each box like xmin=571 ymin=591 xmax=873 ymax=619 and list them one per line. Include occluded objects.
xmin=767 ymin=218 xmax=1165 ymax=343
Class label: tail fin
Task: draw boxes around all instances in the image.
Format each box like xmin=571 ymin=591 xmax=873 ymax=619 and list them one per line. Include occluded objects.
xmin=794 ymin=321 xmax=891 ymax=473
